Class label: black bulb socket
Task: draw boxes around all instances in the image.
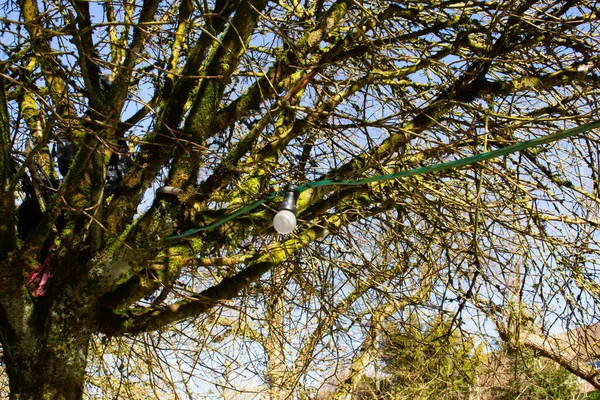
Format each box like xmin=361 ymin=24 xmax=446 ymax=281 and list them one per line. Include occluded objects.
xmin=278 ymin=183 xmax=299 ymax=214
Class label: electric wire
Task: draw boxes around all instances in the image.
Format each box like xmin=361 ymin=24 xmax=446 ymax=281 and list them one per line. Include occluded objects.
xmin=167 ymin=120 xmax=600 ymax=240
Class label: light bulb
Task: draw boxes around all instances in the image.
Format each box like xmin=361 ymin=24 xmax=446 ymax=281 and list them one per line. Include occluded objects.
xmin=273 ymin=183 xmax=299 ymax=234
xmin=273 ymin=209 xmax=297 ymax=234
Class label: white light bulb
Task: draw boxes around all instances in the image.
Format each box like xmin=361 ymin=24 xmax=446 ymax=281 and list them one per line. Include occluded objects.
xmin=273 ymin=209 xmax=297 ymax=234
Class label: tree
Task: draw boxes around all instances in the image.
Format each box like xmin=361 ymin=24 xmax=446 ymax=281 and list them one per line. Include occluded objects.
xmin=354 ymin=313 xmax=482 ymax=400
xmin=480 ymin=346 xmax=586 ymax=400
xmin=0 ymin=0 xmax=600 ymax=398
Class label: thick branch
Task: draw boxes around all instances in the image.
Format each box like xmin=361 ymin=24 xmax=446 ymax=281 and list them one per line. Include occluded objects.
xmin=100 ymin=178 xmax=407 ymax=335
xmin=0 ymin=76 xmax=15 ymax=258
xmin=107 ymin=0 xmax=160 ymax=124
xmin=211 ymin=0 xmax=353 ymax=135
xmin=71 ymin=0 xmax=103 ymax=111
xmin=99 ymin=260 xmax=275 ymax=336
xmin=184 ymin=0 xmax=268 ymax=141
xmin=98 ymin=220 xmax=325 ymax=334
xmin=103 ymin=0 xmax=238 ymax=234
xmin=518 ymin=329 xmax=600 ymax=390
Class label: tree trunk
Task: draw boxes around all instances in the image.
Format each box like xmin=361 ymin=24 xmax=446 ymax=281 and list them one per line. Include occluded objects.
xmin=265 ymin=266 xmax=290 ymax=399
xmin=3 ymin=332 xmax=90 ymax=399
xmin=0 ymin=281 xmax=95 ymax=399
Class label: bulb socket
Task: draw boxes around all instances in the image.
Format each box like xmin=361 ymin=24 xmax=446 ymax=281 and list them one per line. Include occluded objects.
xmin=278 ymin=183 xmax=298 ymax=214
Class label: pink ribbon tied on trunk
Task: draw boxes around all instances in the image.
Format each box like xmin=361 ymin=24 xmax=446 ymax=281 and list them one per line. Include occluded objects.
xmin=27 ymin=240 xmax=55 ymax=297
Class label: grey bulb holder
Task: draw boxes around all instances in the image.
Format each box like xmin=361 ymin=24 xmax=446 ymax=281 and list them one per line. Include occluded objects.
xmin=278 ymin=183 xmax=298 ymax=214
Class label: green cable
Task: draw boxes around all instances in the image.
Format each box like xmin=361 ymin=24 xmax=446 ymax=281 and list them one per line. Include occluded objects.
xmin=166 ymin=191 xmax=283 ymax=240
xmin=167 ymin=120 xmax=600 ymax=240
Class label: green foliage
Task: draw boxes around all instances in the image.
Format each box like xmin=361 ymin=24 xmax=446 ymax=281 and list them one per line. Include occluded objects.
xmin=356 ymin=315 xmax=588 ymax=400
xmin=357 ymin=314 xmax=482 ymax=399
xmin=482 ymin=348 xmax=587 ymax=400
xmin=587 ymin=391 xmax=600 ymax=400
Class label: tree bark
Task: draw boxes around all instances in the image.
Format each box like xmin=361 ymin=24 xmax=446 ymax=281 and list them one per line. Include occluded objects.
xmin=518 ymin=330 xmax=600 ymax=391
xmin=3 ymin=332 xmax=90 ymax=399
xmin=0 ymin=280 xmax=95 ymax=399
xmin=265 ymin=265 xmax=290 ymax=399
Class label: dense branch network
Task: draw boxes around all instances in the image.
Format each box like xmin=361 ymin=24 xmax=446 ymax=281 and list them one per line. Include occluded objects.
xmin=0 ymin=0 xmax=600 ymax=396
